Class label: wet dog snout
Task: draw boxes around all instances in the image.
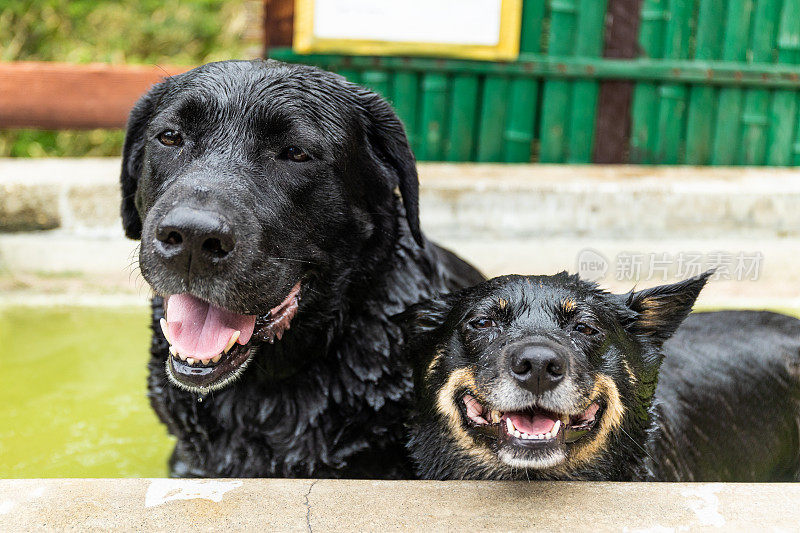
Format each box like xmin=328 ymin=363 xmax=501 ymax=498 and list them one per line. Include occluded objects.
xmin=154 ymin=206 xmax=235 ymax=276
xmin=507 ymin=341 xmax=568 ymax=394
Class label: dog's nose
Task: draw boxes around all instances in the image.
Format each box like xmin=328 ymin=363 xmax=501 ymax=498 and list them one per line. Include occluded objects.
xmin=508 ymin=342 xmax=568 ymax=394
xmin=154 ymin=207 xmax=235 ymax=275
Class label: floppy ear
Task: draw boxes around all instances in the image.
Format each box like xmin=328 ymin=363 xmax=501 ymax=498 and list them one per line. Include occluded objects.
xmin=120 ymin=80 xmax=170 ymax=239
xmin=394 ymin=295 xmax=457 ymax=364
xmin=395 ymin=296 xmax=453 ymax=340
xmin=625 ymin=270 xmax=712 ymax=343
xmin=357 ymin=89 xmax=423 ymax=247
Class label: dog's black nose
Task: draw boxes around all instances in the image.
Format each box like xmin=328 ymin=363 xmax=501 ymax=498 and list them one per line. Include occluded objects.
xmin=508 ymin=341 xmax=568 ymax=394
xmin=154 ymin=207 xmax=235 ymax=275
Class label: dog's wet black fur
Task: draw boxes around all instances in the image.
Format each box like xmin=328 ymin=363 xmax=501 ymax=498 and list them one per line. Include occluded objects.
xmin=652 ymin=310 xmax=800 ymax=481
xmin=121 ymin=59 xmax=482 ymax=478
xmin=400 ymin=273 xmax=800 ymax=481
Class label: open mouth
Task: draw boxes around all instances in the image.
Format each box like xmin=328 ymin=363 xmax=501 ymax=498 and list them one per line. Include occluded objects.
xmin=460 ymin=392 xmax=602 ymax=462
xmin=160 ymin=282 xmax=301 ymax=393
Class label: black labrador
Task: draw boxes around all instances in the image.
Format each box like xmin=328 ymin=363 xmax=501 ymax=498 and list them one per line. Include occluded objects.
xmin=120 ymin=59 xmax=483 ymax=478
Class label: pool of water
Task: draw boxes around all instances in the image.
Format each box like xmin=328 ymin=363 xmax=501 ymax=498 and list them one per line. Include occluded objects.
xmin=2 ymin=304 xmax=798 ymax=479
xmin=0 ymin=306 xmax=174 ymax=478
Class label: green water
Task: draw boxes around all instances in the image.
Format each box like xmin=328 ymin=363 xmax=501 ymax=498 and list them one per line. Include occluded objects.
xmin=0 ymin=306 xmax=174 ymax=478
xmin=2 ymin=304 xmax=797 ymax=479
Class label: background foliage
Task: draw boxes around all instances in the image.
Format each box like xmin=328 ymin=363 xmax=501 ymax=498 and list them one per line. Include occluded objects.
xmin=0 ymin=0 xmax=256 ymax=157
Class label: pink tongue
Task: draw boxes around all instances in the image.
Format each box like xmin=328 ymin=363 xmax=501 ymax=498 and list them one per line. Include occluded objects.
xmin=507 ymin=411 xmax=557 ymax=435
xmin=166 ymin=294 xmax=256 ymax=360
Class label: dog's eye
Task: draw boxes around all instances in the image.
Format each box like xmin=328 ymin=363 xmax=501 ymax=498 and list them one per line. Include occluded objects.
xmin=158 ymin=130 xmax=183 ymax=147
xmin=574 ymin=323 xmax=598 ymax=336
xmin=469 ymin=318 xmax=497 ymax=330
xmin=282 ymin=146 xmax=311 ymax=162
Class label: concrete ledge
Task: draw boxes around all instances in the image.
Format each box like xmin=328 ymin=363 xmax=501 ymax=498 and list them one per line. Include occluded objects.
xmin=420 ymin=164 xmax=800 ymax=239
xmin=3 ymin=158 xmax=800 ymax=238
xmin=3 ymin=159 xmax=798 ymax=309
xmin=0 ymin=159 xmax=121 ymax=233
xmin=1 ymin=479 xmax=798 ymax=531
xmin=2 ymin=234 xmax=798 ymax=308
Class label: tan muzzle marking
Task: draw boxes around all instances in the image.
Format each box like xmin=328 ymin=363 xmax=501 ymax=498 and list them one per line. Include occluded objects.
xmin=566 ymin=373 xmax=626 ymax=469
xmin=435 ymin=367 xmax=498 ymax=464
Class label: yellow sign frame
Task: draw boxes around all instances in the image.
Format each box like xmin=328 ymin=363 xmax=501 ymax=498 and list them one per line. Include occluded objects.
xmin=293 ymin=0 xmax=523 ymax=61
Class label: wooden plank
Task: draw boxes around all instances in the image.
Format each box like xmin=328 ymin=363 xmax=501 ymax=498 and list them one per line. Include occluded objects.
xmin=566 ymin=0 xmax=608 ymax=163
xmin=739 ymin=0 xmax=782 ymax=166
xmin=711 ymin=0 xmax=754 ymax=164
xmin=502 ymin=78 xmax=539 ymax=162
xmin=476 ymin=75 xmax=511 ymax=162
xmin=391 ymin=71 xmax=421 ymax=154
xmin=684 ymin=0 xmax=725 ymax=165
xmin=768 ymin=0 xmax=800 ymax=166
xmin=446 ymin=74 xmax=480 ymax=161
xmin=272 ymin=49 xmax=800 ymax=89
xmin=593 ymin=0 xmax=643 ymax=164
xmin=539 ymin=0 xmax=579 ymax=163
xmin=417 ymin=73 xmax=449 ymax=160
xmin=630 ymin=0 xmax=668 ymax=163
xmin=653 ymin=0 xmax=693 ymax=164
xmin=503 ymin=0 xmax=546 ymax=162
xmin=0 ymin=62 xmax=192 ymax=130
xmin=263 ymin=0 xmax=294 ymax=52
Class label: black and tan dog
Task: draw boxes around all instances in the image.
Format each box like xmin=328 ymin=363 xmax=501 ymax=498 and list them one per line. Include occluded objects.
xmin=401 ymin=272 xmax=800 ymax=481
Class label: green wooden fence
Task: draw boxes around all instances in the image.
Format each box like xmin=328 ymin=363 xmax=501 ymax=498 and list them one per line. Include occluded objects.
xmin=269 ymin=0 xmax=800 ymax=165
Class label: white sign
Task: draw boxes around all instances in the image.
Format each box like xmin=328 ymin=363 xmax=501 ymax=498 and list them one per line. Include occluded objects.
xmin=313 ymin=0 xmax=502 ymax=46
xmin=294 ymin=0 xmax=522 ymax=61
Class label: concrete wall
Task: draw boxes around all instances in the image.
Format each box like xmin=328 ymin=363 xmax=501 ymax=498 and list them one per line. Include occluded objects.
xmin=3 ymin=159 xmax=800 ymax=238
xmin=1 ymin=159 xmax=799 ymax=308
xmin=2 ymin=478 xmax=799 ymax=531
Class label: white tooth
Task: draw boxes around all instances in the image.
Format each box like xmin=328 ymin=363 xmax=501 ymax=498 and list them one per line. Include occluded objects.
xmin=544 ymin=432 xmax=552 ymax=440
xmin=224 ymin=331 xmax=240 ymax=354
xmin=169 ymin=346 xmax=177 ymax=356
xmin=513 ymin=430 xmax=521 ymax=438
xmin=186 ymin=357 xmax=196 ymax=365
xmin=179 ymin=353 xmax=188 ymax=361
xmin=506 ymin=418 xmax=514 ymax=433
xmin=160 ymin=318 xmax=171 ymax=344
xmin=552 ymin=420 xmax=561 ymax=435
xmin=211 ymin=354 xmax=222 ymax=363
xmin=523 ymin=433 xmax=533 ymax=440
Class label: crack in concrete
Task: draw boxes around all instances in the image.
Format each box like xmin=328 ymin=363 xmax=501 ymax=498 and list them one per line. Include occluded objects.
xmin=304 ymin=479 xmax=319 ymax=533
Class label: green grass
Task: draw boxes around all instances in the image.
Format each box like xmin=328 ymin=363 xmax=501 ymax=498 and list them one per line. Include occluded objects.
xmin=1 ymin=0 xmax=256 ymax=157
xmin=0 ymin=129 xmax=127 ymax=158
xmin=696 ymin=305 xmax=800 ymax=318
xmin=0 ymin=306 xmax=174 ymax=477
